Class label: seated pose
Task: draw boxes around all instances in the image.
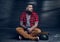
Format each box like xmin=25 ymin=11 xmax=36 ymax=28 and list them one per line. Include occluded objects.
xmin=16 ymin=4 xmax=41 ymax=40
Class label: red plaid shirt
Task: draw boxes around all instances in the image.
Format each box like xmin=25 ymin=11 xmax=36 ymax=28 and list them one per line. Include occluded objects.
xmin=20 ymin=11 xmax=39 ymax=27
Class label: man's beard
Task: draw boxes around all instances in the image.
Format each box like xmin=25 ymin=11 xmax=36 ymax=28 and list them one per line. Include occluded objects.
xmin=26 ymin=10 xmax=32 ymax=15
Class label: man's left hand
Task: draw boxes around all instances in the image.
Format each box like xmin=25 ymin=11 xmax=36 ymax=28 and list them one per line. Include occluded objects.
xmin=28 ymin=28 xmax=33 ymax=33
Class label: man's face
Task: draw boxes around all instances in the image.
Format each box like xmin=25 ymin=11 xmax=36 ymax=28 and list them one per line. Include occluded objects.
xmin=26 ymin=5 xmax=33 ymax=12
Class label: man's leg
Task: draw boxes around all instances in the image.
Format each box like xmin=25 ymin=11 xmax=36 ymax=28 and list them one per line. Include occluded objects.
xmin=30 ymin=28 xmax=41 ymax=37
xmin=16 ymin=27 xmax=38 ymax=40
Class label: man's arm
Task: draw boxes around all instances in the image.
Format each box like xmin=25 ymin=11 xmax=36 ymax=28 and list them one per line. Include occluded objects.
xmin=20 ymin=12 xmax=26 ymax=28
xmin=30 ymin=21 xmax=38 ymax=30
xmin=20 ymin=21 xmax=26 ymax=28
xmin=29 ymin=13 xmax=39 ymax=31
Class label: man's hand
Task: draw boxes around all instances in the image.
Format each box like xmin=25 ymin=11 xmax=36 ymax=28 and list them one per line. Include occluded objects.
xmin=28 ymin=21 xmax=38 ymax=32
xmin=27 ymin=28 xmax=33 ymax=33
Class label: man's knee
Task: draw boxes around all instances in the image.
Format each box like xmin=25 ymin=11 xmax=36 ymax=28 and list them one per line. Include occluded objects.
xmin=34 ymin=28 xmax=41 ymax=33
xmin=37 ymin=29 xmax=41 ymax=33
xmin=16 ymin=27 xmax=23 ymax=31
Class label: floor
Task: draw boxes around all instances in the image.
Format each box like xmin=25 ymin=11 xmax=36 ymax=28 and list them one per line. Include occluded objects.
xmin=0 ymin=27 xmax=60 ymax=42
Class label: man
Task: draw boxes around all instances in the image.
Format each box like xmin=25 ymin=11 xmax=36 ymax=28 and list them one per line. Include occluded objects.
xmin=16 ymin=4 xmax=41 ymax=40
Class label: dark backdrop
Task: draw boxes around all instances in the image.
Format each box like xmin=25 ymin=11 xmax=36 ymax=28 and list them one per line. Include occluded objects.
xmin=0 ymin=0 xmax=60 ymax=32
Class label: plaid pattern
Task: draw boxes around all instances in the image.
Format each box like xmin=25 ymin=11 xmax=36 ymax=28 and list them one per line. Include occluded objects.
xmin=20 ymin=11 xmax=39 ymax=27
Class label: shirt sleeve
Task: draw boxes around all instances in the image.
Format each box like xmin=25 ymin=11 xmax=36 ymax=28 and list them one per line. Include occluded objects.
xmin=34 ymin=13 xmax=39 ymax=22
xmin=20 ymin=12 xmax=24 ymax=21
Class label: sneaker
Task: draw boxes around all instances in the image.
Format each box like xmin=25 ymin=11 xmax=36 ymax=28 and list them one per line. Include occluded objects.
xmin=35 ymin=36 xmax=39 ymax=41
xmin=19 ymin=36 xmax=22 ymax=40
xmin=37 ymin=36 xmax=39 ymax=40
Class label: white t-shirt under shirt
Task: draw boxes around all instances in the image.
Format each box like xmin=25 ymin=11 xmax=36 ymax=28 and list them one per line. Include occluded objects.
xmin=26 ymin=14 xmax=31 ymax=28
